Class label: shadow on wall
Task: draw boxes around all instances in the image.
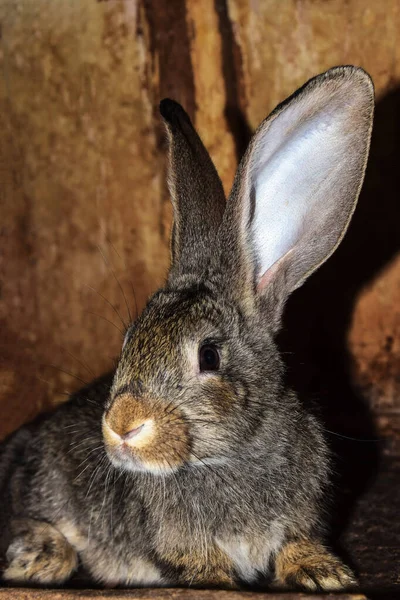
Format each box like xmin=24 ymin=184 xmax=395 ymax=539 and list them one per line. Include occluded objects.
xmin=274 ymin=86 xmax=400 ymax=545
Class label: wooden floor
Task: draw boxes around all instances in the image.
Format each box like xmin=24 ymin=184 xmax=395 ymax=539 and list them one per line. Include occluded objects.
xmin=339 ymin=456 xmax=400 ymax=598
xmin=0 ymin=590 xmax=368 ymax=600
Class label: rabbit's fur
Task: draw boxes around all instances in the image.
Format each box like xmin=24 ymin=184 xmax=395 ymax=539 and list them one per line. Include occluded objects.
xmin=0 ymin=66 xmax=374 ymax=591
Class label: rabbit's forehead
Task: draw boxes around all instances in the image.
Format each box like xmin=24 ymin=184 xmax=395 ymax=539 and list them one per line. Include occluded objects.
xmin=133 ymin=305 xmax=222 ymax=350
xmin=145 ymin=291 xmax=226 ymax=333
xmin=121 ymin=293 xmax=228 ymax=362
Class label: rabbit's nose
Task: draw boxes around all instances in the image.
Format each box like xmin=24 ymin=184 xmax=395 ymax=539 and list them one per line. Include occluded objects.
xmin=102 ymin=393 xmax=157 ymax=449
xmin=122 ymin=423 xmax=145 ymax=441
xmin=102 ymin=415 xmax=155 ymax=450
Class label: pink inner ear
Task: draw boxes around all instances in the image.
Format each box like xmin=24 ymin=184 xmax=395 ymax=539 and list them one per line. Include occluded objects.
xmin=256 ymin=249 xmax=294 ymax=293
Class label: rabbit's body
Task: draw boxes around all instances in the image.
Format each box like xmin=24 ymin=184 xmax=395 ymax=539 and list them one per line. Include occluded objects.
xmin=1 ymin=66 xmax=374 ymax=591
xmin=1 ymin=294 xmax=328 ymax=587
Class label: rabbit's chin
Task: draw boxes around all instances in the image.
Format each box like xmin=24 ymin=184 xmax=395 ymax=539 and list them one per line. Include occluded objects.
xmin=104 ymin=443 xmax=185 ymax=476
xmin=105 ymin=443 xmax=230 ymax=476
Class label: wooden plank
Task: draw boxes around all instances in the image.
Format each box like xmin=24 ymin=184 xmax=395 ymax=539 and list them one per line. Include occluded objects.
xmin=0 ymin=589 xmax=367 ymax=600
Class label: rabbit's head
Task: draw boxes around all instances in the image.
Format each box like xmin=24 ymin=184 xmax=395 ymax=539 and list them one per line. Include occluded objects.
xmin=102 ymin=67 xmax=374 ymax=475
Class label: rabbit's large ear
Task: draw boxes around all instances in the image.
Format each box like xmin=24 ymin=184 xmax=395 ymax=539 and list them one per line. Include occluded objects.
xmin=216 ymin=66 xmax=374 ymax=328
xmin=160 ymin=99 xmax=226 ymax=280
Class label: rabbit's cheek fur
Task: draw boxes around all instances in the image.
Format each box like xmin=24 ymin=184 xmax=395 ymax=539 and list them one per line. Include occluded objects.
xmin=103 ymin=393 xmax=190 ymax=474
xmin=197 ymin=377 xmax=237 ymax=416
xmin=184 ymin=381 xmax=248 ymax=461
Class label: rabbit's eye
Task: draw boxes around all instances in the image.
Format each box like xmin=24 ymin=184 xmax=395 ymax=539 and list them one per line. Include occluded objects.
xmin=199 ymin=344 xmax=220 ymax=372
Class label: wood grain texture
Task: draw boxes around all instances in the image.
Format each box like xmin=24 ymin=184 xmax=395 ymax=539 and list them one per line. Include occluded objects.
xmin=0 ymin=0 xmax=169 ymax=436
xmin=0 ymin=590 xmax=367 ymax=600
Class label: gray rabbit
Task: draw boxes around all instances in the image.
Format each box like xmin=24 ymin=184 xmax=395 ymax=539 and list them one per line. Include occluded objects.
xmin=0 ymin=66 xmax=374 ymax=591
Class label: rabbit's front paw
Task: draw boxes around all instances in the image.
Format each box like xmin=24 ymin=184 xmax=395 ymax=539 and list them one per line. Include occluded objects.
xmin=275 ymin=540 xmax=357 ymax=592
xmin=3 ymin=518 xmax=77 ymax=584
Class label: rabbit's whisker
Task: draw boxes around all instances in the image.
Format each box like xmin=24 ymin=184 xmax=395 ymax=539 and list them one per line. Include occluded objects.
xmin=74 ymin=445 xmax=104 ymax=465
xmin=96 ymin=245 xmax=132 ymax=325
xmin=101 ymin=221 xmax=140 ymax=320
xmin=85 ymin=284 xmax=128 ymax=330
xmin=324 ymin=428 xmax=382 ymax=443
xmin=85 ymin=310 xmax=125 ymax=336
xmin=74 ymin=461 xmax=95 ymax=482
xmin=85 ymin=454 xmax=109 ymax=501
xmin=59 ymin=345 xmax=96 ymax=378
xmin=129 ymin=280 xmax=139 ymax=320
xmin=36 ymin=376 xmax=72 ymax=397
xmin=43 ymin=364 xmax=89 ymax=387
xmin=67 ymin=437 xmax=100 ymax=454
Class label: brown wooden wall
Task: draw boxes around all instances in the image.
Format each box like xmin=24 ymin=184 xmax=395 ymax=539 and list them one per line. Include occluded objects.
xmin=0 ymin=0 xmax=399 ymax=453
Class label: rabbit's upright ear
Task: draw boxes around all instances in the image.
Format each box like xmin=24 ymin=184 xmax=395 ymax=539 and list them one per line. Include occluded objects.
xmin=160 ymin=100 xmax=226 ymax=280
xmin=217 ymin=66 xmax=374 ymax=327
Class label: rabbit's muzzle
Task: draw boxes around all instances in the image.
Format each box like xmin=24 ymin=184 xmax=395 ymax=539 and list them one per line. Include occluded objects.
xmin=102 ymin=392 xmax=190 ymax=474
